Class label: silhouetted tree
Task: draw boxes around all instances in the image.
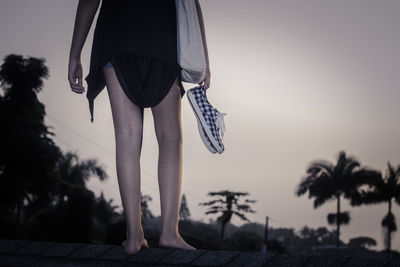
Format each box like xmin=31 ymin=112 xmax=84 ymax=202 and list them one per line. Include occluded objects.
xmin=0 ymin=54 xmax=116 ymax=244
xmin=353 ymin=161 xmax=400 ymax=253
xmin=56 ymin=151 xmax=107 ymax=189
xmin=92 ymin=191 xmax=120 ymax=243
xmin=314 ymin=227 xmax=334 ymax=243
xmin=27 ymin=150 xmax=109 ymax=242
xmin=296 ymin=225 xmax=338 ymax=251
xmin=179 ymin=193 xmax=191 ymax=221
xmin=94 ymin=191 xmax=119 ymax=227
xmin=0 ymin=54 xmax=61 ymax=237
xmin=54 ymin=151 xmax=108 ymax=242
xmin=268 ymin=227 xmax=298 ymax=250
xmin=348 ymin=236 xmax=377 ymax=249
xmin=141 ymin=192 xmax=154 ymax=223
xmin=61 ymin=186 xmax=96 ymax=242
xmin=298 ymin=226 xmax=320 ymax=247
xmin=199 ymin=190 xmax=256 ymax=242
xmin=296 ymin=150 xmax=379 ymax=256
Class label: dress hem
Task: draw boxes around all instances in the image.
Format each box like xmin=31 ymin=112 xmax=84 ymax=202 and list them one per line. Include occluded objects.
xmin=86 ymin=52 xmax=186 ymax=123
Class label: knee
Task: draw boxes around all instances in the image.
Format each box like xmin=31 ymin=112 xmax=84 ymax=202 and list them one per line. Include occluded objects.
xmin=114 ymin=128 xmax=143 ymax=145
xmin=156 ymin=130 xmax=182 ymax=146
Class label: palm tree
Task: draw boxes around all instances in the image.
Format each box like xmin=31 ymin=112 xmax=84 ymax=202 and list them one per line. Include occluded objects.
xmin=27 ymin=150 xmax=109 ymax=242
xmin=94 ymin=191 xmax=120 ymax=227
xmin=353 ymin=161 xmax=400 ymax=253
xmin=295 ymin=150 xmax=379 ymax=255
xmin=0 ymin=54 xmax=112 ymax=241
xmin=0 ymin=54 xmax=62 ymax=236
xmin=57 ymin=151 xmax=108 ymax=188
xmin=199 ymin=190 xmax=256 ymax=242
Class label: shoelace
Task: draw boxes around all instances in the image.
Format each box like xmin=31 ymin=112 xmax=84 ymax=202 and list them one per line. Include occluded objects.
xmin=215 ymin=109 xmax=227 ymax=139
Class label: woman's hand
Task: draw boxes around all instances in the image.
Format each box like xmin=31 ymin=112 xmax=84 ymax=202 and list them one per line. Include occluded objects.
xmin=68 ymin=57 xmax=85 ymax=94
xmin=68 ymin=0 xmax=100 ymax=94
xmin=200 ymin=65 xmax=211 ymax=91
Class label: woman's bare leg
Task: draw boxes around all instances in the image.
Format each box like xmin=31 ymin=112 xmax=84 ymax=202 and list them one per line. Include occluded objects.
xmin=103 ymin=65 xmax=148 ymax=254
xmin=151 ymin=77 xmax=196 ymax=250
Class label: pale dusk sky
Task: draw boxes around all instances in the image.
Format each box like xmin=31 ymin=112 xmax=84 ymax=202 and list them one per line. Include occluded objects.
xmin=1 ymin=0 xmax=400 ymax=250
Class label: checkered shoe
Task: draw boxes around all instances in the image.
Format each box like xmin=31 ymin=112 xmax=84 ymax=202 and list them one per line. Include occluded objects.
xmin=195 ymin=114 xmax=217 ymax=154
xmin=187 ymin=85 xmax=226 ymax=154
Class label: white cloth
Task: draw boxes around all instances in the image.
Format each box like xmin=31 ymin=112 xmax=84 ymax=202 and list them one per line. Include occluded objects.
xmin=175 ymin=0 xmax=207 ymax=84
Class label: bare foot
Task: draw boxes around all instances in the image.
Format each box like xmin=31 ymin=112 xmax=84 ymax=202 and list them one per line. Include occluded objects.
xmin=122 ymin=238 xmax=149 ymax=255
xmin=159 ymin=233 xmax=196 ymax=250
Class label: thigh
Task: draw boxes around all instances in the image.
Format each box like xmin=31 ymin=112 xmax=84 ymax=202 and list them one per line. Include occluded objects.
xmin=102 ymin=65 xmax=144 ymax=137
xmin=151 ymin=76 xmax=182 ymax=141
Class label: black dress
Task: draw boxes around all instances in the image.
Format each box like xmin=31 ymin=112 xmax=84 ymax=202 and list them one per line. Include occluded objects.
xmin=85 ymin=0 xmax=186 ymax=123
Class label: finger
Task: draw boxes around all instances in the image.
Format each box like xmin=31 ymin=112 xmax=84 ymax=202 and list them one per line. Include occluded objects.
xmin=69 ymin=72 xmax=83 ymax=87
xmin=77 ymin=76 xmax=83 ymax=87
xmin=69 ymin=79 xmax=84 ymax=89
xmin=69 ymin=75 xmax=80 ymax=87
xmin=70 ymin=85 xmax=84 ymax=93
xmin=71 ymin=87 xmax=85 ymax=94
xmin=71 ymin=89 xmax=84 ymax=94
xmin=71 ymin=87 xmax=85 ymax=93
xmin=70 ymin=82 xmax=85 ymax=92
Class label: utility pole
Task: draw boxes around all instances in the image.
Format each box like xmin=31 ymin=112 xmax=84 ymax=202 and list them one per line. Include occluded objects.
xmin=260 ymin=216 xmax=269 ymax=253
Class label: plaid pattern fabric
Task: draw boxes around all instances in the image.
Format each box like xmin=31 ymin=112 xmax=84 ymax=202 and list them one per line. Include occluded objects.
xmin=196 ymin=115 xmax=217 ymax=153
xmin=187 ymin=85 xmax=226 ymax=153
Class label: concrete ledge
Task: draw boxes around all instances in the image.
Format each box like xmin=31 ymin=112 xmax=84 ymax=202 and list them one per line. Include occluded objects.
xmin=0 ymin=238 xmax=395 ymax=266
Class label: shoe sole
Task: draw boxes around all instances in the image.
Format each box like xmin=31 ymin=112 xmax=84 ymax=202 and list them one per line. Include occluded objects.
xmin=187 ymin=88 xmax=224 ymax=154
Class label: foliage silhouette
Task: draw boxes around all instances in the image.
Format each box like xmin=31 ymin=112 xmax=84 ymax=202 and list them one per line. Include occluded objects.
xmin=348 ymin=237 xmax=377 ymax=249
xmin=57 ymin=151 xmax=108 ymax=188
xmin=296 ymin=150 xmax=380 ymax=256
xmin=198 ymin=190 xmax=256 ymax=242
xmin=51 ymin=151 xmax=110 ymax=242
xmin=0 ymin=54 xmax=61 ymax=237
xmin=352 ymin=161 xmax=400 ymax=253
xmin=23 ymin=151 xmax=111 ymax=243
xmin=140 ymin=192 xmax=154 ymax=222
xmin=298 ymin=226 xmax=336 ymax=247
xmin=92 ymin=191 xmax=120 ymax=243
xmin=0 ymin=54 xmax=112 ymax=243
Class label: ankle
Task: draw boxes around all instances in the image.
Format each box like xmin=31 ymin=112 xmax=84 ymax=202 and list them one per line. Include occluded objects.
xmin=160 ymin=230 xmax=179 ymax=239
xmin=127 ymin=228 xmax=145 ymax=239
